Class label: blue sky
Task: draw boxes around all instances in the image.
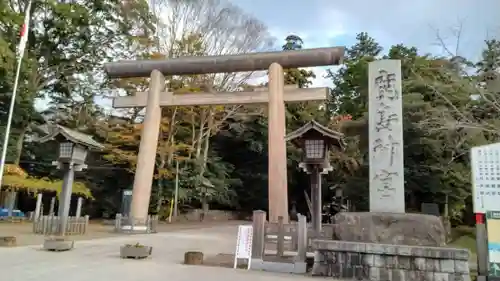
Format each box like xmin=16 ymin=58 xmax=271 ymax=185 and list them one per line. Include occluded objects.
xmin=231 ymin=0 xmax=500 ymax=87
xmin=34 ymin=0 xmax=500 ymax=111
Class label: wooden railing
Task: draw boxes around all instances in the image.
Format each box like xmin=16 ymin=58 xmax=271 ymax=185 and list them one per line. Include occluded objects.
xmin=32 ymin=215 xmax=89 ymax=235
xmin=252 ymin=210 xmax=336 ymax=262
xmin=114 ymin=213 xmax=159 ymax=233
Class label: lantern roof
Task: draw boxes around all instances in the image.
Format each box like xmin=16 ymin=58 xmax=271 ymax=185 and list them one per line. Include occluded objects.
xmin=36 ymin=124 xmax=104 ymax=150
xmin=285 ymin=120 xmax=345 ymax=150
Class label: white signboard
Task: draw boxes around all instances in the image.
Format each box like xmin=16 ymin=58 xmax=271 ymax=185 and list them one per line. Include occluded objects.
xmin=233 ymin=225 xmax=253 ymax=269
xmin=368 ymin=59 xmax=405 ymax=213
xmin=471 ymin=143 xmax=500 ymax=213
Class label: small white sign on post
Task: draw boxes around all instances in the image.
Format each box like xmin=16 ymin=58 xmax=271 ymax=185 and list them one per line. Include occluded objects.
xmin=471 ymin=143 xmax=500 ymax=213
xmin=234 ymin=225 xmax=253 ymax=270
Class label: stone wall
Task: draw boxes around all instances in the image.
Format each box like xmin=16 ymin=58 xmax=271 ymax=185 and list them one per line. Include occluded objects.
xmin=311 ymin=240 xmax=470 ymax=281
xmin=177 ymin=209 xmax=246 ymax=222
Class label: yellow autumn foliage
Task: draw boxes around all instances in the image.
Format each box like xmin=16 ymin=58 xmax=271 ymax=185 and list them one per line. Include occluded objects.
xmin=2 ymin=164 xmax=92 ymax=198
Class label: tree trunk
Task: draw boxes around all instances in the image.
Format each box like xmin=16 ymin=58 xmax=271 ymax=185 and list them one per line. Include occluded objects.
xmin=14 ymin=126 xmax=27 ymax=165
xmin=199 ymin=108 xmax=213 ymax=221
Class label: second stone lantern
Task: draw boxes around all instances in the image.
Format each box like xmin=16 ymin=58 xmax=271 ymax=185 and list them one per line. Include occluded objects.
xmin=285 ymin=120 xmax=345 ymax=234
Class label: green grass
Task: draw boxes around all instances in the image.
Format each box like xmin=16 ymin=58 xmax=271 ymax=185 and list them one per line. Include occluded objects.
xmin=449 ymin=226 xmax=476 ymax=254
xmin=447 ymin=226 xmax=478 ymax=280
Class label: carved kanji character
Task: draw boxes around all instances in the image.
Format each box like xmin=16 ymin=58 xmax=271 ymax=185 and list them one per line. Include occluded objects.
xmin=374 ymin=69 xmax=399 ymax=101
xmin=375 ymin=103 xmax=398 ymax=132
xmin=372 ymin=135 xmax=400 ymax=166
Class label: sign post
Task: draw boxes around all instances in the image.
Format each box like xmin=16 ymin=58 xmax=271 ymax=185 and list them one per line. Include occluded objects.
xmin=471 ymin=143 xmax=500 ymax=280
xmin=487 ymin=211 xmax=500 ymax=278
xmin=234 ymin=225 xmax=253 ymax=270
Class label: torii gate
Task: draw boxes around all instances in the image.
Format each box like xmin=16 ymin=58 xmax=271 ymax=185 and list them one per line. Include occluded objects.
xmin=104 ymin=47 xmax=345 ymax=226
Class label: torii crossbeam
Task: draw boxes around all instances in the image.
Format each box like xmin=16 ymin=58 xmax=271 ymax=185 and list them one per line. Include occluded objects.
xmin=105 ymin=47 xmax=345 ymax=226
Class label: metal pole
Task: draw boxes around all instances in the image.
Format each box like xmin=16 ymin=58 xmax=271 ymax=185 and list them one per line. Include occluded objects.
xmin=0 ymin=56 xmax=24 ymax=187
xmin=173 ymin=159 xmax=179 ymax=219
xmin=58 ymin=164 xmax=74 ymax=236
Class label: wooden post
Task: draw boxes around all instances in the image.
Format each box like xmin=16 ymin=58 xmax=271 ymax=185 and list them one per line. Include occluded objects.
xmin=34 ymin=193 xmax=43 ymax=220
xmin=115 ymin=213 xmax=122 ymax=232
xmin=83 ymin=215 xmax=89 ymax=234
xmin=49 ymin=197 xmax=56 ymax=215
xmin=75 ymin=197 xmax=83 ymax=218
xmin=311 ymin=166 xmax=322 ymax=234
xmin=6 ymin=191 xmax=16 ymax=217
xmin=296 ymin=214 xmax=308 ymax=262
xmin=268 ymin=63 xmax=289 ymax=224
xmin=129 ymin=70 xmax=165 ymax=224
xmin=476 ymin=213 xmax=489 ymax=278
xmin=276 ymin=216 xmax=285 ymax=257
xmin=251 ymin=210 xmax=266 ymax=260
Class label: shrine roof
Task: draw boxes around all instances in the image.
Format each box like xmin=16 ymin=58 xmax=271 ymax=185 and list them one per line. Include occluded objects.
xmin=285 ymin=120 xmax=345 ymax=149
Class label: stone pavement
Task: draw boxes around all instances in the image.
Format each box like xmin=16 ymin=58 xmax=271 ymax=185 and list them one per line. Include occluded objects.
xmin=0 ymin=225 xmax=316 ymax=281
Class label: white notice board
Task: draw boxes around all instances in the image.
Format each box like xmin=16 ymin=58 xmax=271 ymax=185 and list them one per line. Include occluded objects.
xmin=471 ymin=143 xmax=500 ymax=213
xmin=233 ymin=225 xmax=253 ymax=269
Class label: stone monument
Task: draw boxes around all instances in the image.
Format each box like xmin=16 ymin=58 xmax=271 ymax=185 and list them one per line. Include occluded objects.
xmin=368 ymin=59 xmax=405 ymax=213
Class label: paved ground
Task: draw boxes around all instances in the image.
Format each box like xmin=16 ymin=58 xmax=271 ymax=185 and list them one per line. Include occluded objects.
xmin=0 ymin=220 xmax=243 ymax=246
xmin=0 ymin=224 xmax=316 ymax=281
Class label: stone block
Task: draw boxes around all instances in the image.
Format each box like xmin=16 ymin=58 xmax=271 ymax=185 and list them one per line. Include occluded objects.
xmin=453 ymin=249 xmax=470 ymax=261
xmin=292 ymin=262 xmax=307 ymax=274
xmin=426 ymin=258 xmax=440 ymax=272
xmin=439 ymin=259 xmax=455 ymax=273
xmin=435 ymin=249 xmax=455 ymax=259
xmin=311 ymin=261 xmax=328 ymax=276
xmin=363 ymin=254 xmax=375 ymax=266
xmin=365 ymin=243 xmax=398 ymax=255
xmin=249 ymin=258 xmax=264 ymax=270
xmin=311 ymin=239 xmax=367 ymax=252
xmin=256 ymin=261 xmax=296 ymax=274
xmin=379 ymin=268 xmax=392 ymax=280
xmin=354 ymin=265 xmax=369 ymax=280
xmin=405 ymin=270 xmax=431 ymax=281
xmin=392 ymin=269 xmax=406 ymax=281
xmin=398 ymin=256 xmax=412 ymax=270
xmin=373 ymin=255 xmax=385 ymax=267
xmin=330 ymin=263 xmax=342 ymax=277
xmin=314 ymin=250 xmax=325 ymax=263
xmin=347 ymin=252 xmax=363 ymax=265
xmin=385 ymin=255 xmax=399 ymax=268
xmin=369 ymin=267 xmax=380 ymax=280
xmin=447 ymin=273 xmax=471 ymax=281
xmin=341 ymin=264 xmax=355 ymax=278
xmin=43 ymin=238 xmax=74 ymax=252
xmin=453 ymin=260 xmax=469 ymax=274
xmin=398 ymin=246 xmax=413 ymax=256
xmin=337 ymin=252 xmax=346 ymax=263
xmin=434 ymin=272 xmax=449 ymax=281
xmin=333 ymin=212 xmax=446 ymax=246
xmin=414 ymin=258 xmax=427 ymax=271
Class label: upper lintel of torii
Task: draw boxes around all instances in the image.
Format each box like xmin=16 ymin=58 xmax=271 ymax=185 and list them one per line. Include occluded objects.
xmin=112 ymin=85 xmax=329 ymax=108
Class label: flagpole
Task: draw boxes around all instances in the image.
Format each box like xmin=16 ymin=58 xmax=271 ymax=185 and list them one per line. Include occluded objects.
xmin=0 ymin=55 xmax=24 ymax=188
xmin=0 ymin=0 xmax=32 ymax=190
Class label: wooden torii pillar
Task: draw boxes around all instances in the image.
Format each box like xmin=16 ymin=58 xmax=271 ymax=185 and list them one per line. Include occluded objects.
xmin=104 ymin=47 xmax=345 ymax=225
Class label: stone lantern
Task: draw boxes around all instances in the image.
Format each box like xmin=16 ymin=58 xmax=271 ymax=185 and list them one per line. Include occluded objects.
xmin=37 ymin=124 xmax=103 ymax=236
xmin=285 ymin=120 xmax=345 ymax=234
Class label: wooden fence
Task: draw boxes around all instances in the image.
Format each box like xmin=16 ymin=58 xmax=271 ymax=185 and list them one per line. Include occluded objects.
xmin=32 ymin=215 xmax=89 ymax=235
xmin=252 ymin=210 xmax=335 ymax=261
xmin=114 ymin=213 xmax=159 ymax=233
